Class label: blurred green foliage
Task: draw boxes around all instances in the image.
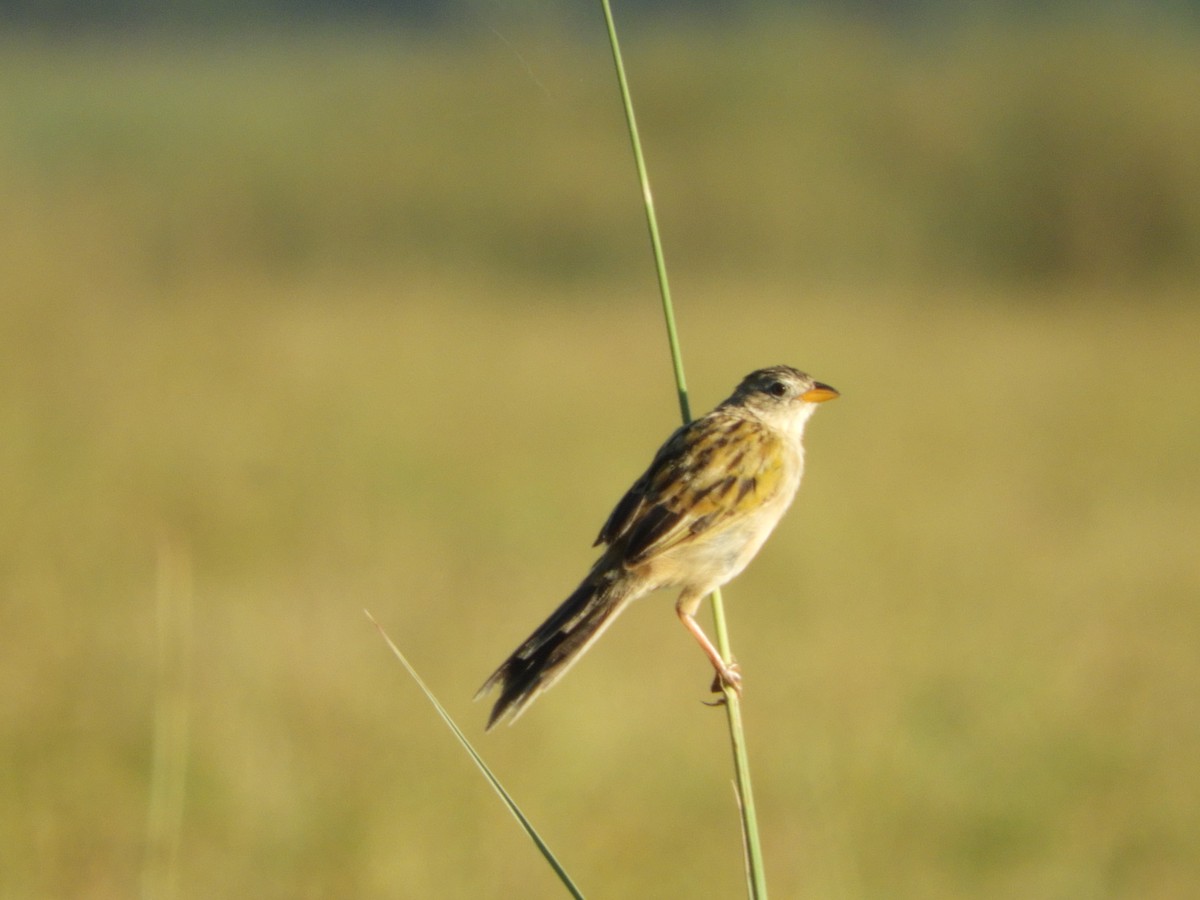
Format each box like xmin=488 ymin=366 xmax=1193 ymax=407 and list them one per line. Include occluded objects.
xmin=1 ymin=15 xmax=1197 ymax=899
xmin=2 ymin=16 xmax=1198 ymax=289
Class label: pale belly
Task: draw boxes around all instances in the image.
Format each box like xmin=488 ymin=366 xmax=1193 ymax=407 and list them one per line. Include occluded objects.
xmin=652 ymin=466 xmax=802 ymax=594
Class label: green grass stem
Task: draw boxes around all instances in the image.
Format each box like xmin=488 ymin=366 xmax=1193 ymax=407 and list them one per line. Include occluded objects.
xmin=598 ymin=0 xmax=691 ymax=424
xmin=598 ymin=2 xmax=767 ymax=896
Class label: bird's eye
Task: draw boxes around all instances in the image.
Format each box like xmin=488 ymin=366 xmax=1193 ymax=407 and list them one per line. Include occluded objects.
xmin=766 ymin=380 xmax=788 ymax=398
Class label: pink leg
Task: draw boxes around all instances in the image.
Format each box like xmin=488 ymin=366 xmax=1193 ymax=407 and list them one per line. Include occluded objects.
xmin=675 ymin=590 xmax=742 ymax=693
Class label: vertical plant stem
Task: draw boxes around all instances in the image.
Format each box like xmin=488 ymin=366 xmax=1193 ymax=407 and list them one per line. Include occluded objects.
xmin=709 ymin=595 xmax=767 ymax=899
xmin=597 ymin=0 xmax=690 ymax=424
xmin=598 ymin=3 xmax=767 ymax=897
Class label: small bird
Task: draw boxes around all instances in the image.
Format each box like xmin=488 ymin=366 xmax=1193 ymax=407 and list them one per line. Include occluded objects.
xmin=477 ymin=365 xmax=838 ymax=729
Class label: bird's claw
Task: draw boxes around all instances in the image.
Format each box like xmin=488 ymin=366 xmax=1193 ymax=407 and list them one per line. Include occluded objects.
xmin=707 ymin=660 xmax=742 ymax=698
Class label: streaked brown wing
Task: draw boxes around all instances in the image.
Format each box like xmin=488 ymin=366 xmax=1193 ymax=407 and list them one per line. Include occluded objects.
xmin=594 ymin=411 xmax=786 ymax=566
xmin=594 ymin=422 xmax=690 ymax=549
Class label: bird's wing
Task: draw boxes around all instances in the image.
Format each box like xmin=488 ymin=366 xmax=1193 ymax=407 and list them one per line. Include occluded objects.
xmin=595 ymin=411 xmax=787 ymax=566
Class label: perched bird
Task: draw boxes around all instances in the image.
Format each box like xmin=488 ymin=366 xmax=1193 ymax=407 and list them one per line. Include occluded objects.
xmin=477 ymin=365 xmax=838 ymax=729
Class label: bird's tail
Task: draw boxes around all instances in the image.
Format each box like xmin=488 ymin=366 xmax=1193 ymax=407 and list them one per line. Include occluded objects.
xmin=477 ymin=567 xmax=635 ymax=729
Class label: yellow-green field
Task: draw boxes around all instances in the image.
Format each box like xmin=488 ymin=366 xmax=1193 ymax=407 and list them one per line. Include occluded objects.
xmin=1 ymin=17 xmax=1198 ymax=899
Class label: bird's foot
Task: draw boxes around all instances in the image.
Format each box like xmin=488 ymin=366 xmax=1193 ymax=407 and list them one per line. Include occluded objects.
xmin=703 ymin=660 xmax=742 ymax=706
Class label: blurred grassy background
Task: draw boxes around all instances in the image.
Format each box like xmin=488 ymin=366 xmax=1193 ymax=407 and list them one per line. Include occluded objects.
xmin=1 ymin=9 xmax=1198 ymax=899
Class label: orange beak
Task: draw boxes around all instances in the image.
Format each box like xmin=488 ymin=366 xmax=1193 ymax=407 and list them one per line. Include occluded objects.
xmin=801 ymin=382 xmax=840 ymax=403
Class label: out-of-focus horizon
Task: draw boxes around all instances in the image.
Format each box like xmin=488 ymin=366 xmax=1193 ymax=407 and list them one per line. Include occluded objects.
xmin=5 ymin=2 xmax=1200 ymax=289
xmin=2 ymin=3 xmax=1197 ymax=898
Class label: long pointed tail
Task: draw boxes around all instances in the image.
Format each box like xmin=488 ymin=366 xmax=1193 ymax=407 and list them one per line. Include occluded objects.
xmin=477 ymin=568 xmax=634 ymax=729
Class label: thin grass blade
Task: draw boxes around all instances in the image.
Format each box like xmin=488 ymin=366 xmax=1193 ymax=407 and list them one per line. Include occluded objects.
xmin=366 ymin=610 xmax=585 ymax=900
